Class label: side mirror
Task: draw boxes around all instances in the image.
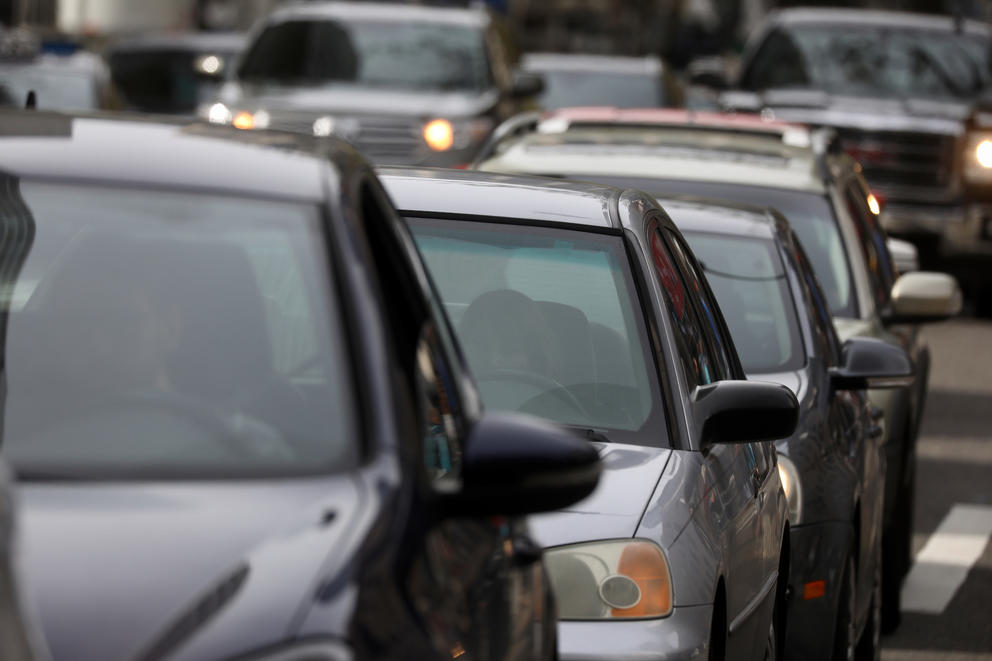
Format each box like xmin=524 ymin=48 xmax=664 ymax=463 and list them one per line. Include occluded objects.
xmin=829 ymin=336 xmax=914 ymax=390
xmin=695 ymin=380 xmax=799 ymax=448
xmin=445 ymin=413 xmax=601 ymax=517
xmin=886 ymin=237 xmax=919 ymax=273
xmin=509 ymin=71 xmax=545 ymax=99
xmin=885 ymin=271 xmax=962 ymax=324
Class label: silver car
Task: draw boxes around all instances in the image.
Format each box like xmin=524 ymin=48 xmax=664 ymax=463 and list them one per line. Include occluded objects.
xmin=381 ymin=167 xmax=801 ymax=660
xmin=0 ymin=461 xmax=45 ymax=661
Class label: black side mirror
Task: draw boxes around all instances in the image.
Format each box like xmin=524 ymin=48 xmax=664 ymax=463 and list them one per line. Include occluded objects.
xmin=829 ymin=337 xmax=914 ymax=391
xmin=695 ymin=380 xmax=799 ymax=448
xmin=509 ymin=71 xmax=545 ymax=99
xmin=444 ymin=413 xmax=601 ymax=517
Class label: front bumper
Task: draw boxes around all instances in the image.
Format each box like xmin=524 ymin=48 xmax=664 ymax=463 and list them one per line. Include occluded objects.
xmin=784 ymin=522 xmax=852 ymax=660
xmin=557 ymin=605 xmax=713 ymax=660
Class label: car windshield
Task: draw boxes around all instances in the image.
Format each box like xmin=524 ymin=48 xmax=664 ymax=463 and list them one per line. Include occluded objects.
xmin=0 ymin=64 xmax=97 ymax=110
xmin=408 ymin=218 xmax=666 ymax=446
xmin=766 ymin=24 xmax=990 ymax=100
xmin=238 ymin=19 xmax=489 ymax=92
xmin=533 ymin=70 xmax=665 ymax=109
xmin=682 ymin=231 xmax=804 ymax=373
xmin=571 ymin=176 xmax=857 ymax=319
xmin=0 ymin=180 xmax=356 ymax=479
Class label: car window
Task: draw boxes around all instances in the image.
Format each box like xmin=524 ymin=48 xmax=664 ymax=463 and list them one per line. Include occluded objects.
xmin=742 ymin=29 xmax=810 ymax=90
xmin=533 ymin=69 xmax=665 ymax=109
xmin=682 ymin=231 xmax=805 ymax=374
xmin=792 ymin=234 xmax=843 ymax=367
xmin=648 ymin=225 xmax=718 ymax=389
xmin=841 ymin=179 xmax=893 ymax=310
xmin=238 ymin=19 xmax=490 ymax=92
xmin=408 ymin=217 xmax=667 ymax=447
xmin=665 ymin=230 xmax=735 ymax=378
xmin=0 ymin=180 xmax=356 ymax=478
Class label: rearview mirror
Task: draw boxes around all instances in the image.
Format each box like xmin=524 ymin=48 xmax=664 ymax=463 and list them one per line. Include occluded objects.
xmin=444 ymin=413 xmax=601 ymax=517
xmin=695 ymin=380 xmax=799 ymax=448
xmin=509 ymin=71 xmax=545 ymax=99
xmin=886 ymin=237 xmax=919 ymax=273
xmin=885 ymin=271 xmax=962 ymax=324
xmin=829 ymin=336 xmax=914 ymax=390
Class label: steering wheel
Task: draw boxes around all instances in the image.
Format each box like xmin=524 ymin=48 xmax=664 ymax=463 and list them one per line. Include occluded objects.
xmin=476 ymin=368 xmax=592 ymax=421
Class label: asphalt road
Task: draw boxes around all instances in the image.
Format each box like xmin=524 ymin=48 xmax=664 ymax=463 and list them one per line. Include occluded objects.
xmin=881 ymin=318 xmax=992 ymax=660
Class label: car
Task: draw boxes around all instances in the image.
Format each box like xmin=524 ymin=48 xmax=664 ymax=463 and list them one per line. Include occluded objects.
xmin=722 ymin=8 xmax=992 ymax=310
xmin=0 ymin=461 xmax=47 ymax=661
xmin=105 ymin=31 xmax=245 ymax=115
xmin=0 ymin=108 xmax=602 ymax=661
xmin=473 ymin=107 xmax=963 ymax=631
xmin=0 ymin=29 xmax=120 ymax=111
xmin=665 ymin=196 xmax=913 ymax=660
xmin=521 ymin=53 xmax=682 ymax=110
xmin=379 ymin=166 xmax=800 ymax=661
xmin=201 ymin=1 xmax=543 ymax=167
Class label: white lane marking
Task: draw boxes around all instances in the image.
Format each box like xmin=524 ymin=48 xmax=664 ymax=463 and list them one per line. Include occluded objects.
xmin=901 ymin=504 xmax=992 ymax=614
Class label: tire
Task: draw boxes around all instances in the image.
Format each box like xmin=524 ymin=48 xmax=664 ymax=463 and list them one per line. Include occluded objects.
xmin=833 ymin=552 xmax=857 ymax=661
xmin=857 ymin=541 xmax=883 ymax=661
xmin=708 ymin=599 xmax=726 ymax=661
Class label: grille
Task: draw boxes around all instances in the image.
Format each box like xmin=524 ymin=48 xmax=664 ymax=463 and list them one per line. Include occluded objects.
xmin=837 ymin=129 xmax=957 ymax=200
xmin=265 ymin=111 xmax=425 ymax=163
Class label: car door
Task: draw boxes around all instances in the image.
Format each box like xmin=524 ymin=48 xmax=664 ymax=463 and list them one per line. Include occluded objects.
xmin=646 ymin=222 xmax=764 ymax=658
xmin=357 ymin=177 xmax=552 ymax=661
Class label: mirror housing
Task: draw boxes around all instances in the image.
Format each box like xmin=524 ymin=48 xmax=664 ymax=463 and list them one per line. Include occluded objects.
xmin=884 ymin=271 xmax=962 ymax=324
xmin=829 ymin=337 xmax=914 ymax=391
xmin=444 ymin=413 xmax=601 ymax=517
xmin=886 ymin=237 xmax=919 ymax=273
xmin=695 ymin=380 xmax=799 ymax=448
xmin=509 ymin=71 xmax=545 ymax=99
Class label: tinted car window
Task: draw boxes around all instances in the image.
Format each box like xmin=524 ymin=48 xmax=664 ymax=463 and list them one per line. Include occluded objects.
xmin=742 ymin=29 xmax=809 ymax=90
xmin=584 ymin=177 xmax=858 ymax=319
xmin=683 ymin=231 xmax=804 ymax=373
xmin=649 ymin=227 xmax=718 ymax=389
xmin=409 ymin=218 xmax=666 ymax=445
xmin=238 ymin=19 xmax=490 ymax=92
xmin=0 ymin=181 xmax=356 ymax=478
xmin=792 ymin=234 xmax=843 ymax=366
xmin=751 ymin=24 xmax=990 ymax=99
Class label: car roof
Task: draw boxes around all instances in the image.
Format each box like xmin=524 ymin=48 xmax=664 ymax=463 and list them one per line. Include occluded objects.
xmin=378 ymin=166 xmax=621 ymax=229
xmin=771 ymin=7 xmax=992 ymax=37
xmin=0 ymin=110 xmax=354 ymax=202
xmin=522 ymin=53 xmax=664 ymax=75
xmin=478 ymin=112 xmax=826 ymax=194
xmin=267 ymin=1 xmax=489 ymax=28
xmin=658 ymin=196 xmax=782 ymax=242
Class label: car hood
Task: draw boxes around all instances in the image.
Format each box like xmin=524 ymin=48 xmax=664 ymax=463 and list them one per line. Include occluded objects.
xmin=728 ymin=90 xmax=971 ymax=135
xmin=18 ymin=476 xmax=369 ymax=661
xmin=219 ymin=81 xmax=498 ymax=119
xmin=528 ymin=442 xmax=672 ymax=548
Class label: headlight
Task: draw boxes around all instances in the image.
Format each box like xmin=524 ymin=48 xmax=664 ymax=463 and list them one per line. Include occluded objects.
xmin=422 ymin=117 xmax=493 ymax=152
xmin=964 ymin=133 xmax=992 ymax=182
xmin=237 ymin=639 xmax=352 ymax=660
xmin=777 ymin=455 xmax=803 ymax=525
xmin=202 ymin=104 xmax=269 ymax=130
xmin=544 ymin=539 xmax=673 ymax=620
xmin=205 ymin=102 xmax=232 ymax=125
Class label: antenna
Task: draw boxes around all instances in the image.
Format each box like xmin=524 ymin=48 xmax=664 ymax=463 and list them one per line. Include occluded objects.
xmin=25 ymin=90 xmax=36 ymax=109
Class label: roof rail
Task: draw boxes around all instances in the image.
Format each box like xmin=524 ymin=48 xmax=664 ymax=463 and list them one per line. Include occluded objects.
xmin=471 ymin=111 xmax=541 ymax=167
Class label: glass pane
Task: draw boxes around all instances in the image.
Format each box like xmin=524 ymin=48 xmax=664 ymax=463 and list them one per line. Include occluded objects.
xmin=409 ymin=218 xmax=666 ymax=445
xmin=0 ymin=180 xmax=355 ymax=478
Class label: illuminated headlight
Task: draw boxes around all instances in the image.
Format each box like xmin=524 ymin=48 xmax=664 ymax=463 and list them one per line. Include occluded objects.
xmin=964 ymin=133 xmax=992 ymax=182
xmin=237 ymin=639 xmax=352 ymax=660
xmin=205 ymin=102 xmax=232 ymax=125
xmin=193 ymin=54 xmax=224 ymax=76
xmin=422 ymin=117 xmax=493 ymax=151
xmin=777 ymin=455 xmax=803 ymax=525
xmin=544 ymin=539 xmax=673 ymax=620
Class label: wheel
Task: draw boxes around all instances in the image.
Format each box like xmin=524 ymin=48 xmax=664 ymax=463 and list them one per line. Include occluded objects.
xmin=833 ymin=552 xmax=857 ymax=661
xmin=856 ymin=540 xmax=882 ymax=661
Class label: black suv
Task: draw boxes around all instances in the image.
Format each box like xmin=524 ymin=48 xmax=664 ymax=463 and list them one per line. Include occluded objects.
xmin=201 ymin=1 xmax=542 ymax=167
xmin=724 ymin=8 xmax=992 ymax=309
